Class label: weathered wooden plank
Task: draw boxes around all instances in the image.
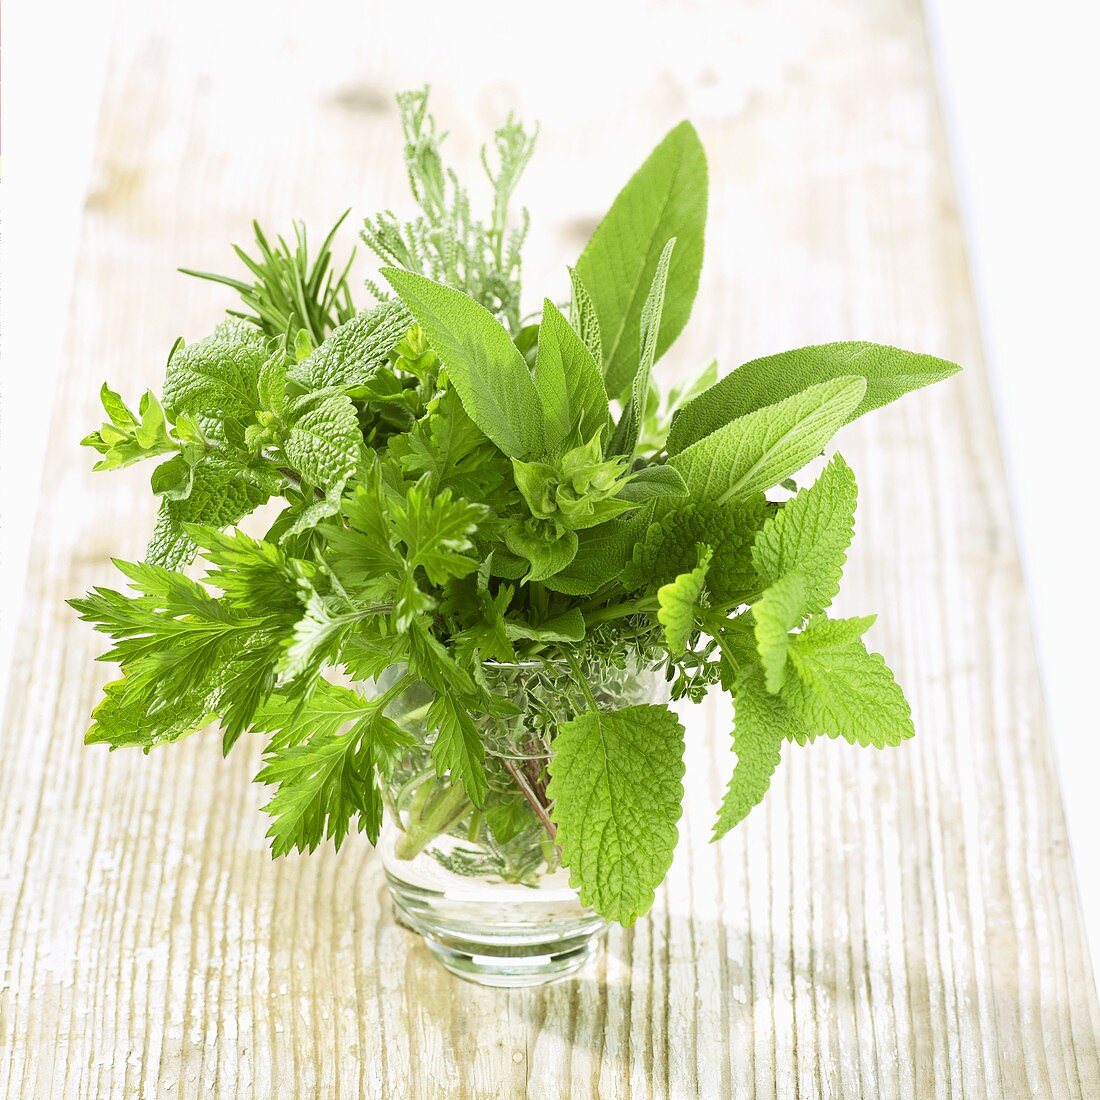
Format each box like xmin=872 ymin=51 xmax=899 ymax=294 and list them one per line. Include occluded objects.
xmin=2 ymin=0 xmax=1097 ymax=1096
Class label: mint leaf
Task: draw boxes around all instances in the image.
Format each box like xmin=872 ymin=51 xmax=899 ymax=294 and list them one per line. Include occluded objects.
xmin=82 ymin=677 xmax=212 ymax=750
xmin=287 ymin=300 xmax=411 ymax=391
xmin=549 ymin=703 xmax=685 ymax=924
xmin=610 ymin=236 xmax=676 ymax=456
xmin=150 ymin=453 xmax=194 ymax=501
xmin=532 ymin=300 xmax=609 ymax=453
xmin=381 ymin=268 xmax=545 ymax=458
xmin=100 ymin=382 xmax=139 ymax=429
xmin=84 ymin=387 xmax=180 ymax=471
xmin=277 ymin=396 xmax=363 ymax=545
xmin=656 ymin=544 xmax=711 ymax=654
xmin=257 ymin=348 xmax=287 ymax=415
xmin=281 ymin=394 xmax=360 ymax=535
xmin=162 ymin=322 xmax=269 ymax=425
xmin=667 ymin=342 xmax=961 ymax=455
xmin=669 ymin=376 xmax=866 ymax=504
xmin=753 ymin=572 xmax=809 ymax=692
xmin=751 ymin=454 xmax=858 ymax=616
xmin=576 ymin=122 xmax=707 ymax=398
xmin=147 ymin=455 xmax=273 ymax=570
xmin=783 ymin=623 xmax=913 ymax=748
xmin=796 ymin=614 xmax=876 ymax=648
xmin=712 ymin=665 xmax=788 ymax=839
xmin=623 ymin=496 xmax=767 ymax=603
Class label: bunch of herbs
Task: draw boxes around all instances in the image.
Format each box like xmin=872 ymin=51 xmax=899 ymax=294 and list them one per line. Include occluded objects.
xmin=73 ymin=89 xmax=959 ymax=926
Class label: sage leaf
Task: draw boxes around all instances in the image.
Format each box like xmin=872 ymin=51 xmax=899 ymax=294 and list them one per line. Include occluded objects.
xmin=382 ymin=268 xmax=545 ymax=459
xmin=668 ymin=342 xmax=960 ymax=455
xmin=576 ymin=122 xmax=707 ymax=399
xmin=669 ymin=376 xmax=866 ymax=504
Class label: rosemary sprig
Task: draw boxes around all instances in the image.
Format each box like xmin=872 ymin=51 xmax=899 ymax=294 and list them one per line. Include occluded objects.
xmin=180 ymin=210 xmax=357 ymax=344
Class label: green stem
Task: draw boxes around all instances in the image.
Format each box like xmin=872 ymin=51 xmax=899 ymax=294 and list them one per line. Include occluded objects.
xmin=576 ymin=582 xmax=621 ymax=612
xmin=529 ymin=581 xmax=548 ymax=622
xmin=501 ymin=756 xmax=558 ymax=842
xmin=707 ymin=617 xmax=755 ymax=676
xmin=582 ymin=597 xmax=657 ymax=629
xmin=394 ymin=780 xmax=472 ymax=860
xmin=372 ymin=672 xmax=413 ymax=711
xmin=563 ymin=650 xmax=598 ymax=711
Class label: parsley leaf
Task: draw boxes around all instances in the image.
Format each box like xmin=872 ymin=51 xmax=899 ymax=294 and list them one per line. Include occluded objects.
xmin=392 ymin=478 xmax=487 ymax=586
xmin=394 ymin=387 xmax=511 ymax=500
xmin=406 ymin=620 xmax=488 ymax=804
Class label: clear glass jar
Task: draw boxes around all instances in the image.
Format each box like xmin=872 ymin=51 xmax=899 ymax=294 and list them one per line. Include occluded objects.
xmin=374 ymin=651 xmax=666 ymax=987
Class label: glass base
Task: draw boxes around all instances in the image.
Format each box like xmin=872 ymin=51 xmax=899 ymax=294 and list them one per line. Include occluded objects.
xmin=379 ymin=824 xmax=607 ymax=988
xmin=388 ymin=883 xmax=605 ymax=987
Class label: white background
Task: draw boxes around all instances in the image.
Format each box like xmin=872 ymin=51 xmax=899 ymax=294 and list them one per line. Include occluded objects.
xmin=2 ymin=1 xmax=1098 ymax=978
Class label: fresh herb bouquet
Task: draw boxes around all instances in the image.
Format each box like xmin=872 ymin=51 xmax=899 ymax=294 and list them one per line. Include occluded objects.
xmin=72 ymin=89 xmax=958 ymax=982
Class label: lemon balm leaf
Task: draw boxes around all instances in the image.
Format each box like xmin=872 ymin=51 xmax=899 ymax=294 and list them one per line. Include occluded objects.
xmin=549 ymin=704 xmax=685 ymax=924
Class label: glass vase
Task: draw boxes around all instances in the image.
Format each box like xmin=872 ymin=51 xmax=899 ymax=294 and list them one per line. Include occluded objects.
xmin=375 ymin=652 xmax=665 ymax=988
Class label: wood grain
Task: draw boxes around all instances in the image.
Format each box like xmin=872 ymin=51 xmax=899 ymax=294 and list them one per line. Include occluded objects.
xmin=2 ymin=0 xmax=1098 ymax=1096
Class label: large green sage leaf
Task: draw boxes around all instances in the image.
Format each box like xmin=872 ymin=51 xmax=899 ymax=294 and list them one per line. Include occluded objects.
xmin=575 ymin=122 xmax=707 ymax=399
xmin=382 ymin=268 xmax=545 ymax=459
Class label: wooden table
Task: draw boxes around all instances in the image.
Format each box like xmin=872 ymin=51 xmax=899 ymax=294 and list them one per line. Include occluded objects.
xmin=3 ymin=1 xmax=1098 ymax=1095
